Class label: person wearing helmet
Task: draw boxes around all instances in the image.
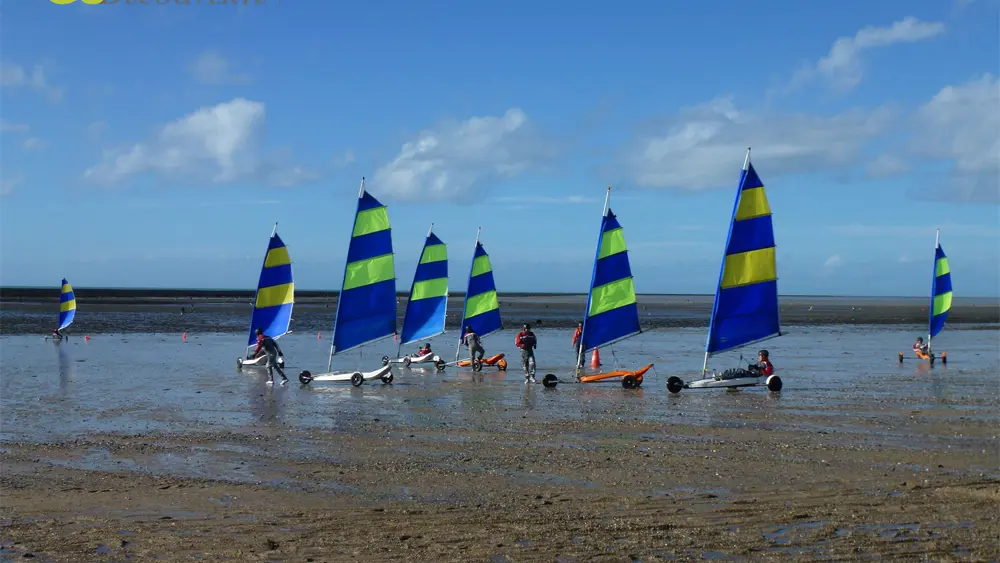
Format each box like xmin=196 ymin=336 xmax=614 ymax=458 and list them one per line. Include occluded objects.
xmin=417 ymin=342 xmax=432 ymax=356
xmin=913 ymin=337 xmax=929 ymax=356
xmin=748 ymin=349 xmax=774 ymax=377
xmin=462 ymin=325 xmax=485 ymax=363
xmin=515 ymin=323 xmax=537 ymax=382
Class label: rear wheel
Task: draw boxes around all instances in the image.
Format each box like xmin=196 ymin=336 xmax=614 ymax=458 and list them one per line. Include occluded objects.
xmin=299 ymin=371 xmax=313 ymax=385
xmin=472 ymin=359 xmax=483 ymax=372
xmin=435 ymin=359 xmax=446 ymax=371
xmin=403 ymin=357 xmax=411 ymax=367
xmin=236 ymin=358 xmax=243 ymax=370
xmin=381 ymin=355 xmax=390 ymax=366
xmin=381 ymin=372 xmax=394 ymax=384
xmin=667 ymin=376 xmax=683 ymax=394
xmin=766 ymin=375 xmax=783 ymax=392
xmin=350 ymin=372 xmax=364 ymax=387
xmin=622 ymin=375 xmax=638 ymax=389
xmin=497 ymin=359 xmax=508 ymax=371
xmin=542 ymin=374 xmax=558 ymax=388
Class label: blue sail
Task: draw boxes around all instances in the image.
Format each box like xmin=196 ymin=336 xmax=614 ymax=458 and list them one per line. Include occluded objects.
xmin=399 ymin=229 xmax=448 ymax=345
xmin=705 ymin=150 xmax=781 ymax=356
xmin=331 ymin=189 xmax=397 ymax=355
xmin=929 ymin=234 xmax=952 ymax=340
xmin=457 ymin=233 xmax=502 ymax=346
xmin=580 ymin=190 xmax=640 ymax=353
xmin=246 ymin=227 xmax=294 ymax=346
xmin=58 ymin=279 xmax=76 ymax=331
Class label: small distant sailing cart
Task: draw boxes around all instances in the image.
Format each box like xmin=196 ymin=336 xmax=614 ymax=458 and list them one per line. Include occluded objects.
xmin=236 ymin=223 xmax=291 ymax=371
xmin=447 ymin=228 xmax=507 ymax=373
xmin=898 ymin=229 xmax=951 ymax=367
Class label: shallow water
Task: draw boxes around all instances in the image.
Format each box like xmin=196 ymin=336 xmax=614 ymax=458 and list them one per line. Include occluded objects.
xmin=1 ymin=326 xmax=997 ymax=446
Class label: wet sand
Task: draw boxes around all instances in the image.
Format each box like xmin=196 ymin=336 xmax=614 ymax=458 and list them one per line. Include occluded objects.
xmin=2 ymin=292 xmax=998 ymax=334
xmin=2 ymin=327 xmax=998 ymax=561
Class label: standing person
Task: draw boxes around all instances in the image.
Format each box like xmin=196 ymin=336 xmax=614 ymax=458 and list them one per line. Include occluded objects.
xmin=253 ymin=328 xmax=288 ymax=385
xmin=463 ymin=325 xmax=485 ymax=363
xmin=571 ymin=322 xmax=583 ymax=368
xmin=515 ymin=323 xmax=537 ymax=383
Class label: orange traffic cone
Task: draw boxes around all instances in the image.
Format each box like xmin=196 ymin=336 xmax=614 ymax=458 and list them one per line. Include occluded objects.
xmin=590 ymin=347 xmax=601 ymax=368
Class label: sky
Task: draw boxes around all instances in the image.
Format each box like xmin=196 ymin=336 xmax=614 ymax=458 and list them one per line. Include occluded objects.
xmin=1 ymin=0 xmax=998 ymax=297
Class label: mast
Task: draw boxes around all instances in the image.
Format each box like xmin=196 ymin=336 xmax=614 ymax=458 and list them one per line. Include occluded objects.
xmin=928 ymin=228 xmax=940 ymax=353
xmin=329 ymin=177 xmax=365 ymax=372
xmin=455 ymin=226 xmax=482 ymax=362
xmin=577 ymin=186 xmax=612 ymax=371
xmin=702 ymin=147 xmax=751 ymax=375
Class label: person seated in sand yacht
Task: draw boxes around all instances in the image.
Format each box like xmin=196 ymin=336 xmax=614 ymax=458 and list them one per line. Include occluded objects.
xmin=913 ymin=337 xmax=929 ymax=356
xmin=416 ymin=343 xmax=432 ymax=356
xmin=51 ymin=328 xmax=65 ymax=340
xmin=715 ymin=349 xmax=774 ymax=380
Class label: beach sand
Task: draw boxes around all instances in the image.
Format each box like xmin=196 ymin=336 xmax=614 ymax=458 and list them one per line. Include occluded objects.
xmin=1 ymin=326 xmax=998 ymax=561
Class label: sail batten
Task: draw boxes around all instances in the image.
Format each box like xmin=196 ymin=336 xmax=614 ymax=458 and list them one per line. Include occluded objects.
xmin=58 ymin=278 xmax=76 ymax=331
xmin=331 ymin=188 xmax=397 ymax=357
xmin=705 ymin=151 xmax=781 ymax=357
xmin=929 ymin=232 xmax=952 ymax=341
xmin=456 ymin=231 xmax=502 ymax=359
xmin=579 ymin=188 xmax=641 ymax=356
xmin=399 ymin=229 xmax=448 ymax=346
xmin=247 ymin=228 xmax=294 ymax=346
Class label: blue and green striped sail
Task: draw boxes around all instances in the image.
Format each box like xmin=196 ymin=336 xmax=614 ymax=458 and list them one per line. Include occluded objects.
xmin=58 ymin=278 xmax=76 ymax=331
xmin=457 ymin=233 xmax=502 ymax=354
xmin=400 ymin=228 xmax=448 ymax=345
xmin=247 ymin=226 xmax=294 ymax=346
xmin=705 ymin=149 xmax=781 ymax=357
xmin=929 ymin=232 xmax=952 ymax=341
xmin=579 ymin=190 xmax=640 ymax=355
xmin=332 ymin=186 xmax=397 ymax=356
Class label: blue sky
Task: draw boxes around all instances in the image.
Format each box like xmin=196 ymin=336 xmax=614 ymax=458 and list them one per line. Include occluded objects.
xmin=1 ymin=0 xmax=998 ymax=296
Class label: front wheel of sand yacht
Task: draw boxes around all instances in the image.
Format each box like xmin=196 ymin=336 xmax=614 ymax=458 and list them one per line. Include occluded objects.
xmin=236 ymin=357 xmax=244 ymax=370
xmin=381 ymin=355 xmax=390 ymax=367
xmin=381 ymin=372 xmax=394 ymax=384
xmin=497 ymin=359 xmax=508 ymax=371
xmin=766 ymin=375 xmax=782 ymax=392
xmin=667 ymin=376 xmax=684 ymax=394
xmin=622 ymin=375 xmax=639 ymax=389
xmin=403 ymin=356 xmax=412 ymax=367
xmin=542 ymin=374 xmax=558 ymax=388
xmin=350 ymin=372 xmax=364 ymax=387
xmin=299 ymin=371 xmax=313 ymax=385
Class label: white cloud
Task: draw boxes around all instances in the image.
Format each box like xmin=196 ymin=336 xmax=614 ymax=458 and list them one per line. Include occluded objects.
xmin=187 ymin=51 xmax=252 ymax=85
xmin=0 ymin=174 xmax=23 ymax=196
xmin=824 ymin=255 xmax=843 ymax=268
xmin=0 ymin=120 xmax=29 ymax=133
xmin=0 ymin=62 xmax=64 ymax=102
xmin=792 ymin=17 xmax=946 ymax=91
xmin=83 ymin=98 xmax=317 ymax=188
xmin=489 ymin=195 xmax=596 ymax=205
xmin=333 ymin=150 xmax=356 ymax=168
xmin=909 ymin=74 xmax=999 ymax=203
xmin=370 ymin=108 xmax=556 ymax=202
xmin=22 ymin=137 xmax=45 ymax=150
xmin=88 ymin=120 xmax=109 ymax=135
xmin=867 ymin=154 xmax=909 ymax=177
xmin=627 ymin=97 xmax=895 ymax=190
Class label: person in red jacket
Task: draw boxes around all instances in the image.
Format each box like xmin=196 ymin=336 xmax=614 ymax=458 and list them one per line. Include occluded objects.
xmin=571 ymin=322 xmax=583 ymax=368
xmin=515 ymin=323 xmax=537 ymax=382
xmin=749 ymin=349 xmax=774 ymax=377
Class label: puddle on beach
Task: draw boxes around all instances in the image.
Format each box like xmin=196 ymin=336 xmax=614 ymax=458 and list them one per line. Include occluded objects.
xmin=1 ymin=326 xmax=997 ymax=448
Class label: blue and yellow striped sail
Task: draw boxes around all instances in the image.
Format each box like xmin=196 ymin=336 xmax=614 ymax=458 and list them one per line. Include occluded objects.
xmin=332 ymin=189 xmax=397 ymax=354
xmin=399 ymin=229 xmax=448 ymax=345
xmin=580 ymin=194 xmax=641 ymax=353
xmin=458 ymin=237 xmax=502 ymax=345
xmin=247 ymin=227 xmax=294 ymax=346
xmin=929 ymin=235 xmax=952 ymax=340
xmin=705 ymin=150 xmax=781 ymax=355
xmin=58 ymin=278 xmax=76 ymax=331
